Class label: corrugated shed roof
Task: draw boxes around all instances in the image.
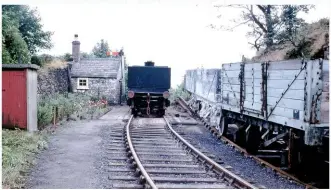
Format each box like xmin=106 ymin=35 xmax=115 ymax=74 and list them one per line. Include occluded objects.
xmin=2 ymin=64 xmax=40 ymax=70
xmin=70 ymin=58 xmax=121 ymax=78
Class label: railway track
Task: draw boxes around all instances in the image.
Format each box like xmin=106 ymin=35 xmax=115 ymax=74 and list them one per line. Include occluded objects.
xmin=105 ymin=123 xmax=144 ymax=189
xmin=176 ymin=97 xmax=318 ymax=189
xmin=120 ymin=115 xmax=256 ymax=189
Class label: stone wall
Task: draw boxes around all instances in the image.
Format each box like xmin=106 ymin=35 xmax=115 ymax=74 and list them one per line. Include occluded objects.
xmin=71 ymin=77 xmax=121 ymax=104
xmin=37 ymin=67 xmax=70 ymax=98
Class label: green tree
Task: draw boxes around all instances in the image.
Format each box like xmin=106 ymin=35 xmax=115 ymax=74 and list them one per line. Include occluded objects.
xmin=276 ymin=5 xmax=313 ymax=46
xmin=63 ymin=53 xmax=72 ymax=61
xmin=211 ymin=5 xmax=314 ymax=51
xmin=92 ymin=39 xmax=110 ymax=58
xmin=2 ymin=5 xmax=53 ymax=54
xmin=80 ymin=52 xmax=90 ymax=59
xmin=2 ymin=12 xmax=30 ymax=64
xmin=30 ymin=55 xmax=41 ymax=66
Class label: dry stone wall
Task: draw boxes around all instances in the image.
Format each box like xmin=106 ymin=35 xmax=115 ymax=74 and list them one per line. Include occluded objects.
xmin=37 ymin=67 xmax=70 ymax=98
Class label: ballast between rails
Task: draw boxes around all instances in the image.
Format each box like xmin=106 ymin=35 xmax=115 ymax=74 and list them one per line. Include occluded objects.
xmin=124 ymin=115 xmax=257 ymax=189
xmin=163 ymin=117 xmax=257 ymax=189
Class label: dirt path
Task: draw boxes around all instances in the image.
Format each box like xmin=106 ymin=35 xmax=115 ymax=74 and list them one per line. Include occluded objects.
xmin=25 ymin=106 xmax=131 ymax=189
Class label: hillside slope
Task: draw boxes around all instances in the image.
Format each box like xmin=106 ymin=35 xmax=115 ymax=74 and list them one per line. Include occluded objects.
xmin=252 ymin=18 xmax=329 ymax=62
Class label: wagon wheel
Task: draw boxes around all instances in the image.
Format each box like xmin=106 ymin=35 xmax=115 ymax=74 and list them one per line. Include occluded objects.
xmin=157 ymin=109 xmax=165 ymax=117
xmin=131 ymin=108 xmax=138 ymax=118
xmin=245 ymin=125 xmax=261 ymax=154
xmin=217 ymin=116 xmax=228 ymax=136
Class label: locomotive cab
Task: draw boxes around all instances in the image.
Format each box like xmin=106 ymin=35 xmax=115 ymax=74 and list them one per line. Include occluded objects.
xmin=127 ymin=61 xmax=171 ymax=117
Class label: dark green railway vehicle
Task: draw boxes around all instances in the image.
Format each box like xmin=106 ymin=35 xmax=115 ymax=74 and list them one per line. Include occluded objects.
xmin=127 ymin=61 xmax=171 ymax=117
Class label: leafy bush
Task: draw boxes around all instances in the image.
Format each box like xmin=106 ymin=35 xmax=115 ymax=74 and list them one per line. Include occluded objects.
xmin=63 ymin=53 xmax=72 ymax=61
xmin=30 ymin=55 xmax=42 ymax=66
xmin=38 ymin=54 xmax=54 ymax=65
xmin=169 ymin=83 xmax=191 ymax=103
xmin=29 ymin=54 xmax=55 ymax=67
xmin=37 ymin=101 xmax=53 ymax=129
xmin=37 ymin=93 xmax=91 ymax=129
xmin=90 ymin=96 xmax=98 ymax=102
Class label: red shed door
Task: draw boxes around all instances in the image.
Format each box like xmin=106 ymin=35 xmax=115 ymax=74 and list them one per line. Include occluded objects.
xmin=2 ymin=71 xmax=27 ymax=129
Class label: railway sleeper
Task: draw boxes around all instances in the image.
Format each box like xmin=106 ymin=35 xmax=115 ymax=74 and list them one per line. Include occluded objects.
xmin=132 ymin=139 xmax=175 ymax=143
xmin=155 ymin=183 xmax=230 ymax=189
xmin=132 ymin=145 xmax=180 ymax=149
xmin=135 ymin=152 xmax=186 ymax=156
xmin=130 ymin=142 xmax=177 ymax=146
xmin=130 ymin=130 xmax=168 ymax=134
xmin=111 ymin=183 xmax=143 ymax=189
xmin=130 ymin=134 xmax=171 ymax=137
xmin=107 ymin=168 xmax=134 ymax=172
xmin=134 ymin=148 xmax=184 ymax=153
xmin=108 ymin=156 xmax=129 ymax=160
xmin=106 ymin=147 xmax=126 ymax=151
xmin=108 ymin=175 xmax=138 ymax=181
xmin=139 ymin=157 xmax=193 ymax=162
xmin=146 ymin=168 xmax=206 ymax=174
xmin=130 ymin=135 xmax=173 ymax=139
xmin=149 ymin=173 xmax=214 ymax=179
xmin=151 ymin=176 xmax=218 ymax=183
xmin=143 ymin=163 xmax=200 ymax=168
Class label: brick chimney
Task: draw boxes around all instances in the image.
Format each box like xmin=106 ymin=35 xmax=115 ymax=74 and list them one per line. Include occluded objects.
xmin=72 ymin=34 xmax=80 ymax=62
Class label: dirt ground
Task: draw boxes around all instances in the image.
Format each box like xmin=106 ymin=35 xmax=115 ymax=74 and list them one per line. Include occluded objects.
xmin=25 ymin=106 xmax=131 ymax=189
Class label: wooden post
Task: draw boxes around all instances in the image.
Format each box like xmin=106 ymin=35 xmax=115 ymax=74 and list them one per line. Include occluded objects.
xmin=53 ymin=106 xmax=56 ymax=126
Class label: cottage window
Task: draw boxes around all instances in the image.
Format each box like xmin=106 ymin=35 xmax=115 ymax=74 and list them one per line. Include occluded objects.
xmin=77 ymin=78 xmax=89 ymax=89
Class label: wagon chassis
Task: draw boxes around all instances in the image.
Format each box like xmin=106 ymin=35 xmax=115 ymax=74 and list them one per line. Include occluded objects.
xmin=183 ymin=58 xmax=329 ymax=171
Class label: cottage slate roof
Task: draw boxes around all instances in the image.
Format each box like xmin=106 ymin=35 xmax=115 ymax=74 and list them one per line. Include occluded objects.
xmin=70 ymin=58 xmax=121 ymax=78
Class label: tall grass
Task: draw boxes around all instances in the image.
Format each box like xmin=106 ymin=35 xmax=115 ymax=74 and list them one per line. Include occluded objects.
xmin=2 ymin=129 xmax=48 ymax=188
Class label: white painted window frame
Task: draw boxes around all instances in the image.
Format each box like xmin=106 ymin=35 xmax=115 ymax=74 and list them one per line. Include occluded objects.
xmin=77 ymin=78 xmax=89 ymax=89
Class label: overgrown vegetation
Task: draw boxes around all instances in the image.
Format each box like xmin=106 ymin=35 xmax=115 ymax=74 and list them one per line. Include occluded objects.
xmin=2 ymin=129 xmax=48 ymax=189
xmin=252 ymin=18 xmax=329 ymax=61
xmin=37 ymin=93 xmax=88 ymax=129
xmin=37 ymin=93 xmax=109 ymax=129
xmin=169 ymin=83 xmax=191 ymax=104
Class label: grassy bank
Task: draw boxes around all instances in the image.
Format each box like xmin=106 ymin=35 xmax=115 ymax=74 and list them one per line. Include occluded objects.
xmin=2 ymin=93 xmax=110 ymax=188
xmin=2 ymin=129 xmax=48 ymax=189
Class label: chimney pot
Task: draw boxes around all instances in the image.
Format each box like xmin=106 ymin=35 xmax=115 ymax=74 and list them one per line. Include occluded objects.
xmin=72 ymin=34 xmax=80 ymax=62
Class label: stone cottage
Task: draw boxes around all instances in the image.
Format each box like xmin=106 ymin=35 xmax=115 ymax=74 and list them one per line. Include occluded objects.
xmin=68 ymin=34 xmax=125 ymax=104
